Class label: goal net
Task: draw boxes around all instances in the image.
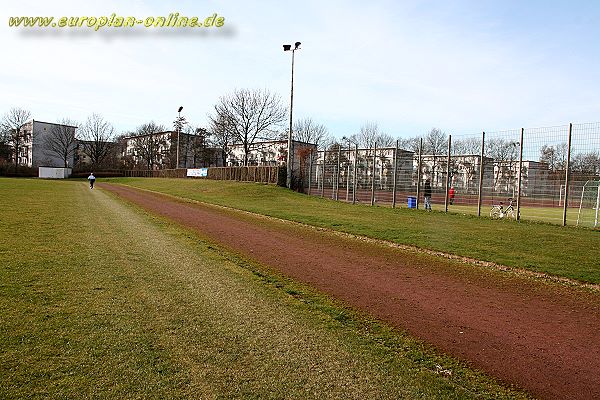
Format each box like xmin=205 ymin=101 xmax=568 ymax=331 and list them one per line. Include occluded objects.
xmin=576 ymin=180 xmax=600 ymax=228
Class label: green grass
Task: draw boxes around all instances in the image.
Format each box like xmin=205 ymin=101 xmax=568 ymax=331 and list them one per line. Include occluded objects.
xmin=0 ymin=178 xmax=528 ymax=399
xmin=432 ymin=203 xmax=586 ymax=227
xmin=103 ymin=177 xmax=600 ymax=285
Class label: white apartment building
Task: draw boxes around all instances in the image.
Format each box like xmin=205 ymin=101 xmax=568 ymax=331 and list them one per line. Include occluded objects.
xmin=18 ymin=120 xmax=78 ymax=168
xmin=226 ymin=140 xmax=317 ymax=167
xmin=493 ymin=160 xmax=550 ymax=195
xmin=121 ymin=131 xmax=176 ymax=169
xmin=313 ymin=146 xmax=415 ymax=190
xmin=121 ymin=131 xmax=223 ymax=169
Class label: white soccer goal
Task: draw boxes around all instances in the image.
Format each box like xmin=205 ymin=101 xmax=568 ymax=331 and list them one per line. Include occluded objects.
xmin=576 ymin=180 xmax=600 ymax=227
xmin=559 ymin=184 xmax=566 ymax=207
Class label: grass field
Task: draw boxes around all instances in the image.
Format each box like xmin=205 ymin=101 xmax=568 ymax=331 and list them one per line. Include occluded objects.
xmin=102 ymin=177 xmax=600 ymax=285
xmin=430 ymin=203 xmax=589 ymax=227
xmin=0 ymin=178 xmax=528 ymax=399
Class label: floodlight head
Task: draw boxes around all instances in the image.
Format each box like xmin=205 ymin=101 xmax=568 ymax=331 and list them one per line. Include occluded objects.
xmin=178 ymin=106 xmax=183 ymax=112
xmin=283 ymin=44 xmax=291 ymax=51
xmin=294 ymin=41 xmax=301 ymax=50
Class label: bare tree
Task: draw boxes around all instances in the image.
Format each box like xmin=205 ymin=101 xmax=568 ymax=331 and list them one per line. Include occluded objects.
xmin=292 ymin=117 xmax=330 ymax=149
xmin=172 ymin=112 xmax=188 ymax=168
xmin=450 ymin=137 xmax=483 ymax=190
xmin=209 ymin=114 xmax=235 ymax=166
xmin=1 ymin=107 xmax=31 ymax=170
xmin=556 ymin=142 xmax=568 ymax=171
xmin=178 ymin=125 xmax=194 ymax=168
xmin=175 ymin=124 xmax=210 ymax=168
xmin=539 ymin=143 xmax=568 ymax=172
xmin=398 ymin=136 xmax=421 ymax=153
xmin=423 ymin=128 xmax=448 ymax=184
xmin=486 ymin=138 xmax=519 ymax=191
xmin=453 ymin=137 xmax=481 ymax=155
xmin=80 ymin=114 xmax=115 ymax=168
xmin=423 ymin=128 xmax=447 ymax=154
xmin=571 ymin=151 xmax=600 ymax=177
xmin=320 ymin=135 xmax=340 ymax=152
xmin=210 ymin=88 xmax=287 ymax=165
xmin=44 ymin=118 xmax=77 ymax=168
xmin=173 ymin=114 xmax=187 ymax=134
xmin=351 ymin=122 xmax=394 ymax=150
xmin=131 ymin=122 xmax=166 ymax=170
xmin=189 ymin=127 xmax=215 ymax=167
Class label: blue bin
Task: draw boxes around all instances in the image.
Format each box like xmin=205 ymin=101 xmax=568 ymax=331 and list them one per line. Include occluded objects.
xmin=407 ymin=196 xmax=416 ymax=208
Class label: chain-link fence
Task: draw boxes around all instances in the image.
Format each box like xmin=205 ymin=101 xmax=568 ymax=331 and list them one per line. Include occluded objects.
xmin=300 ymin=122 xmax=600 ymax=228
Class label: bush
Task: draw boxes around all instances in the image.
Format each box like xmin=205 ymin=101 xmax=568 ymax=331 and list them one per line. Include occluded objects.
xmin=0 ymin=164 xmax=37 ymax=177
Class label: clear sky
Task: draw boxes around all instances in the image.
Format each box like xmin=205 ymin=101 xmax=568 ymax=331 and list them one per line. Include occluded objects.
xmin=2 ymin=0 xmax=599 ymax=139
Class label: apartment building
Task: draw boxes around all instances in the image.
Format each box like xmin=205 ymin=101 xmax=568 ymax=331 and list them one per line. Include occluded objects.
xmin=226 ymin=140 xmax=317 ymax=167
xmin=17 ymin=120 xmax=77 ymax=168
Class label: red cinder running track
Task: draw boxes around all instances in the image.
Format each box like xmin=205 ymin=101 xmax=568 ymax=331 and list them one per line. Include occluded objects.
xmin=102 ymin=184 xmax=600 ymax=400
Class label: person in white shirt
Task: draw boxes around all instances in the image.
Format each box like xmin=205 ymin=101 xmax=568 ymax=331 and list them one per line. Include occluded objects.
xmin=88 ymin=173 xmax=96 ymax=189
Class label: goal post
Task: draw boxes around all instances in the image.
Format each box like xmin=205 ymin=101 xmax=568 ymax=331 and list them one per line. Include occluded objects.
xmin=595 ymin=184 xmax=600 ymax=227
xmin=576 ymin=180 xmax=600 ymax=227
xmin=559 ymin=184 xmax=565 ymax=207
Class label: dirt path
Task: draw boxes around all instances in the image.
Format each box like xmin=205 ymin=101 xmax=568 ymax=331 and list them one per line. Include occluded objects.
xmin=101 ymin=184 xmax=600 ymax=400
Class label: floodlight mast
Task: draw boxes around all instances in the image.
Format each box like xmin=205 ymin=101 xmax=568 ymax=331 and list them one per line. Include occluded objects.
xmin=176 ymin=106 xmax=183 ymax=169
xmin=283 ymin=41 xmax=301 ymax=189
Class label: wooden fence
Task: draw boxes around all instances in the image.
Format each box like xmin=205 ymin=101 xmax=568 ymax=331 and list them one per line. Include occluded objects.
xmin=122 ymin=166 xmax=284 ymax=185
xmin=123 ymin=169 xmax=186 ymax=178
xmin=207 ymin=166 xmax=283 ymax=185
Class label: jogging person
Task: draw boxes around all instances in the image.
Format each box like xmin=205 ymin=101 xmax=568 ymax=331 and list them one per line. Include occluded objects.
xmin=88 ymin=172 xmax=96 ymax=189
xmin=424 ymin=179 xmax=432 ymax=211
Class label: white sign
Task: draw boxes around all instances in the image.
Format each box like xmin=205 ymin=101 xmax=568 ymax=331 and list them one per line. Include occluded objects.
xmin=186 ymin=168 xmax=208 ymax=177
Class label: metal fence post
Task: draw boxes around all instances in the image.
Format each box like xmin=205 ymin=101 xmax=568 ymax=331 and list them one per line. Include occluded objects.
xmin=416 ymin=138 xmax=423 ymax=209
xmin=346 ymin=147 xmax=351 ymax=201
xmin=477 ymin=131 xmax=485 ymax=217
xmin=371 ymin=143 xmax=377 ymax=206
xmin=335 ymin=146 xmax=341 ymax=201
xmin=595 ymin=185 xmax=600 ymax=227
xmin=445 ymin=135 xmax=452 ymax=213
xmin=353 ymin=144 xmax=358 ymax=204
xmin=392 ymin=139 xmax=398 ymax=208
xmin=321 ymin=150 xmax=326 ymax=198
xmin=562 ymin=123 xmax=573 ymax=226
xmin=307 ymin=150 xmax=313 ymax=196
xmin=516 ymin=128 xmax=524 ymax=221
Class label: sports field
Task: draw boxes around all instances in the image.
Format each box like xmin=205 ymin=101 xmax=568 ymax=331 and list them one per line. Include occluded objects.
xmin=0 ymin=178 xmax=530 ymax=399
xmin=437 ymin=203 xmax=589 ymax=227
xmin=103 ymin=177 xmax=600 ymax=285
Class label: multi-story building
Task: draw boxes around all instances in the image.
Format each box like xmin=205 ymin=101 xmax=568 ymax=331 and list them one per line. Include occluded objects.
xmin=17 ymin=120 xmax=78 ymax=168
xmin=493 ymin=160 xmax=550 ymax=196
xmin=226 ymin=140 xmax=317 ymax=167
xmin=74 ymin=140 xmax=122 ymax=169
xmin=312 ymin=146 xmax=415 ymax=191
xmin=120 ymin=131 xmax=177 ymax=169
xmin=120 ymin=131 xmax=223 ymax=169
xmin=418 ymin=154 xmax=495 ymax=193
